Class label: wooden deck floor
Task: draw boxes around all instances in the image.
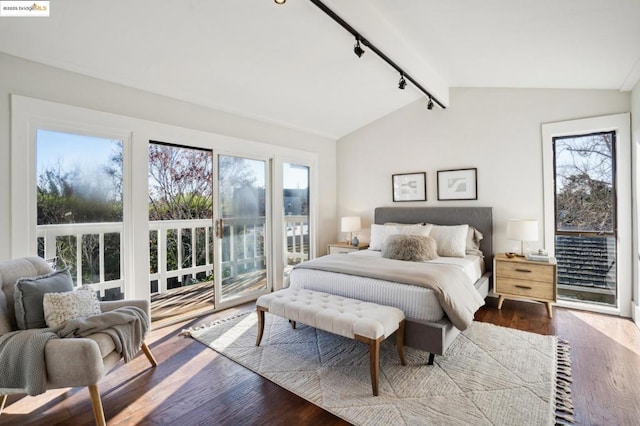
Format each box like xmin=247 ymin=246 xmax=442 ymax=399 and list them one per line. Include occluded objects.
xmin=150 ymin=270 xmax=266 ymax=327
xmin=1 ymin=298 xmax=638 ymax=425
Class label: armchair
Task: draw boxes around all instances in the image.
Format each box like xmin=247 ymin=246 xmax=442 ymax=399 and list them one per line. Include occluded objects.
xmin=0 ymin=257 xmax=157 ymax=425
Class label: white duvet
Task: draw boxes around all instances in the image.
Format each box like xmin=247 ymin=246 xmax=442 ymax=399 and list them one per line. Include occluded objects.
xmin=288 ymin=250 xmax=485 ymax=322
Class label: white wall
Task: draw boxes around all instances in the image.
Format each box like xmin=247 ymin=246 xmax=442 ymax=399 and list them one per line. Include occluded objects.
xmin=0 ymin=52 xmax=337 ymax=261
xmin=337 ymin=87 xmax=630 ymax=255
xmin=632 ymin=82 xmax=640 ymax=325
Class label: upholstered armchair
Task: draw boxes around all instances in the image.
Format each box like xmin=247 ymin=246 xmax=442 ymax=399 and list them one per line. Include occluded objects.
xmin=0 ymin=257 xmax=157 ymax=426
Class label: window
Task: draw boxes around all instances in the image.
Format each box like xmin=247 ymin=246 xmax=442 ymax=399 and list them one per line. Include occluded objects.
xmin=36 ymin=129 xmax=125 ymax=300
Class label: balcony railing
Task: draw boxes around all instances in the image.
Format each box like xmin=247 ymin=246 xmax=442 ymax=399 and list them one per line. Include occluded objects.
xmin=36 ymin=215 xmax=310 ymax=299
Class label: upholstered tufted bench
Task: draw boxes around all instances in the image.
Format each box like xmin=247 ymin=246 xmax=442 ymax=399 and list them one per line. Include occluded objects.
xmin=256 ymin=288 xmax=407 ymax=396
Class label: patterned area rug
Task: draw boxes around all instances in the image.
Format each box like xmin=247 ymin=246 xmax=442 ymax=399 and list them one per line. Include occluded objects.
xmin=184 ymin=312 xmax=573 ymax=425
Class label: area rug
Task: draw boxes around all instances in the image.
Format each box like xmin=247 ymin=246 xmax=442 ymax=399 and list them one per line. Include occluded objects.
xmin=184 ymin=312 xmax=574 ymax=425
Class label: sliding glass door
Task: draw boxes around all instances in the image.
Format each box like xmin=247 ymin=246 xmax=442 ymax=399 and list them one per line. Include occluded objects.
xmin=216 ymin=154 xmax=270 ymax=305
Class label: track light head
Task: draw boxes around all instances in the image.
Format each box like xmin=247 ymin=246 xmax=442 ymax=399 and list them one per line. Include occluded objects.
xmin=353 ymin=38 xmax=365 ymax=58
xmin=427 ymin=97 xmax=434 ymax=110
xmin=398 ymin=74 xmax=407 ymax=90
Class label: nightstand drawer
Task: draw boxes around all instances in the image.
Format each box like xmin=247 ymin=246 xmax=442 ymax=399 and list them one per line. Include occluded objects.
xmin=496 ymin=261 xmax=554 ymax=283
xmin=495 ymin=277 xmax=554 ymax=301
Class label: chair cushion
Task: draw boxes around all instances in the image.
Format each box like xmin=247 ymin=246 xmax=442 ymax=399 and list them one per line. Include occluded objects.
xmin=14 ymin=268 xmax=74 ymax=329
xmin=43 ymin=289 xmax=102 ymax=328
xmin=85 ymin=332 xmax=117 ymax=357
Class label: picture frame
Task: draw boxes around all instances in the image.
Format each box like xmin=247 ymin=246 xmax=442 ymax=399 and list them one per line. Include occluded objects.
xmin=437 ymin=168 xmax=478 ymax=201
xmin=392 ymin=172 xmax=427 ymax=202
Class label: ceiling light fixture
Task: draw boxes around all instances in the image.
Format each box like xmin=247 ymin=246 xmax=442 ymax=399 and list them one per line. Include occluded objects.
xmin=306 ymin=0 xmax=445 ymax=110
xmin=398 ymin=73 xmax=407 ymax=90
xmin=353 ymin=37 xmax=365 ymax=58
xmin=274 ymin=0 xmax=286 ymax=4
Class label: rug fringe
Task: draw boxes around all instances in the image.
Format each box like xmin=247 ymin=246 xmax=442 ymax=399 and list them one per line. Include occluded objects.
xmin=555 ymin=339 xmax=575 ymax=425
xmin=180 ymin=310 xmax=253 ymax=336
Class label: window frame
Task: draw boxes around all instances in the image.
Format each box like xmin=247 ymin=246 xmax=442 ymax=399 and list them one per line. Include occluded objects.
xmin=542 ymin=113 xmax=632 ymax=317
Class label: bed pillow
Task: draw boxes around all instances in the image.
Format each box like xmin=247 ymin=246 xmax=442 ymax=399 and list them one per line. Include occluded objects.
xmin=43 ymin=289 xmax=102 ymax=328
xmin=466 ymin=226 xmax=484 ymax=256
xmin=429 ymin=224 xmax=469 ymax=258
xmin=382 ymin=235 xmax=438 ymax=262
xmin=369 ymin=223 xmax=433 ymax=251
xmin=14 ymin=268 xmax=74 ymax=329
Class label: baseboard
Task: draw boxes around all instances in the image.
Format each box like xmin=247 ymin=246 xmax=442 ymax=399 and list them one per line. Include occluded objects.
xmin=633 ymin=302 xmax=640 ymax=328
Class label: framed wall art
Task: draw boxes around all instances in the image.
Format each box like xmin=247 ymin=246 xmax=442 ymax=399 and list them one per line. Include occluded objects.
xmin=437 ymin=168 xmax=477 ymax=201
xmin=392 ymin=172 xmax=426 ymax=202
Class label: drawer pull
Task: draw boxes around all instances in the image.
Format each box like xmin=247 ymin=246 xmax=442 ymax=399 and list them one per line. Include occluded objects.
xmin=515 ymin=285 xmax=532 ymax=290
xmin=515 ymin=268 xmax=532 ymax=273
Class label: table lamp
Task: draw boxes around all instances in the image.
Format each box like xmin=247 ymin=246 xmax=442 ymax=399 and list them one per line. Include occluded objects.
xmin=341 ymin=216 xmax=361 ymax=246
xmin=506 ymin=219 xmax=538 ymax=257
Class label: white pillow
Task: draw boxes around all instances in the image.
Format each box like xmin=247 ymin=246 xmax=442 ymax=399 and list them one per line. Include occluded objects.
xmin=43 ymin=289 xmax=102 ymax=328
xmin=369 ymin=223 xmax=432 ymax=251
xmin=429 ymin=224 xmax=469 ymax=258
xmin=466 ymin=226 xmax=484 ymax=256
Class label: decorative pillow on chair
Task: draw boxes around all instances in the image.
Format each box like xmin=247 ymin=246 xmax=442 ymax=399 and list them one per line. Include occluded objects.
xmin=382 ymin=235 xmax=439 ymax=262
xmin=43 ymin=289 xmax=102 ymax=328
xmin=429 ymin=224 xmax=469 ymax=258
xmin=14 ymin=268 xmax=74 ymax=329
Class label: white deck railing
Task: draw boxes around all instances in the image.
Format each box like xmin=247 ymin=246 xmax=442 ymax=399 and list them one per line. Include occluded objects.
xmin=37 ymin=215 xmax=309 ymax=297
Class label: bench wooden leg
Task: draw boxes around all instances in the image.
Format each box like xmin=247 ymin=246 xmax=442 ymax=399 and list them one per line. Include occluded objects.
xmin=396 ymin=320 xmax=407 ymax=366
xmin=256 ymin=307 xmax=266 ymax=346
xmin=0 ymin=394 xmax=7 ymax=415
xmin=356 ymin=334 xmax=383 ymax=396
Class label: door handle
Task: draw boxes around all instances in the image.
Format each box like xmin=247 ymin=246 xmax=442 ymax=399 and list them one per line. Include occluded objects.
xmin=215 ymin=218 xmax=223 ymax=238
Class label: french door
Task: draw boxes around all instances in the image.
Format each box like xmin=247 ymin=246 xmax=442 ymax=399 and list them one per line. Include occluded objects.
xmin=149 ymin=147 xmax=271 ymax=318
xmin=542 ymin=113 xmax=631 ymax=316
xmin=215 ymin=154 xmax=270 ymax=306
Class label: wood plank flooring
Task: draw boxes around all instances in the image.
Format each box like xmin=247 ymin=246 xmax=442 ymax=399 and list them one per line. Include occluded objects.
xmin=1 ymin=298 xmax=639 ymax=425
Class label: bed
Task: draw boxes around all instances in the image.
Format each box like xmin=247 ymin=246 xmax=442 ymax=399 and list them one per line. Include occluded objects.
xmin=288 ymin=206 xmax=493 ymax=363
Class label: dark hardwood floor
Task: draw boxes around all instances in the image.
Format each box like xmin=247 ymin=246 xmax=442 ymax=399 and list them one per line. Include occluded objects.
xmin=1 ymin=298 xmax=639 ymax=425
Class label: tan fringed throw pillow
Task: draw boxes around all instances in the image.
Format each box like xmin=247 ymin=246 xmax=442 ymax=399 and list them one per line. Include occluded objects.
xmin=43 ymin=289 xmax=102 ymax=328
xmin=381 ymin=234 xmax=439 ymax=262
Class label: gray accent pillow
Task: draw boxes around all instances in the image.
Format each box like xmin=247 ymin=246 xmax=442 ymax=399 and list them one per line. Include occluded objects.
xmin=381 ymin=234 xmax=439 ymax=262
xmin=14 ymin=268 xmax=74 ymax=329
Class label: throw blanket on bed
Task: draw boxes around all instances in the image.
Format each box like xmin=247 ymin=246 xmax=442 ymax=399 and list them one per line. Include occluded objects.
xmin=292 ymin=254 xmax=485 ymax=330
xmin=0 ymin=306 xmax=148 ymax=396
xmin=56 ymin=306 xmax=149 ymax=362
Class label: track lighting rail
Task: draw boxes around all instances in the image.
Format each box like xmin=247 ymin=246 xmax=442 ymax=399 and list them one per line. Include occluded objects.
xmin=308 ymin=0 xmax=445 ymax=109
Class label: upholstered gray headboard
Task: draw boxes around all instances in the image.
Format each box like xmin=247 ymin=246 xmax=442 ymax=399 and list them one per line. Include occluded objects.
xmin=374 ymin=207 xmax=493 ymax=272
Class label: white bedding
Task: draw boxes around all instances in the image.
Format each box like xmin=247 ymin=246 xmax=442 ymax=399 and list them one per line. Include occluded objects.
xmin=288 ymin=251 xmax=485 ymax=322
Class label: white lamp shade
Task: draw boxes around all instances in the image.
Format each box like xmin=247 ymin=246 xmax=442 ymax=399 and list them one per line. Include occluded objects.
xmin=341 ymin=216 xmax=361 ymax=233
xmin=506 ymin=219 xmax=538 ymax=241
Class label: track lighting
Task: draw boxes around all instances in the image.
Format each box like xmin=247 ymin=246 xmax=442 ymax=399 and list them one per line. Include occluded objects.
xmin=427 ymin=97 xmax=434 ymax=110
xmin=277 ymin=0 xmax=445 ymax=109
xmin=353 ymin=37 xmax=365 ymax=58
xmin=398 ymin=73 xmax=407 ymax=90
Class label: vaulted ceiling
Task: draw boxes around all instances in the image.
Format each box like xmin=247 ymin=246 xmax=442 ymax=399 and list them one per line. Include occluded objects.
xmin=1 ymin=0 xmax=639 ymax=139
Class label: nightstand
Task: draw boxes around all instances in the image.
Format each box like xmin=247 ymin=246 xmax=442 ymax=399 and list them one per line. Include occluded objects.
xmin=327 ymin=242 xmax=369 ymax=255
xmin=493 ymin=253 xmax=557 ymax=318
